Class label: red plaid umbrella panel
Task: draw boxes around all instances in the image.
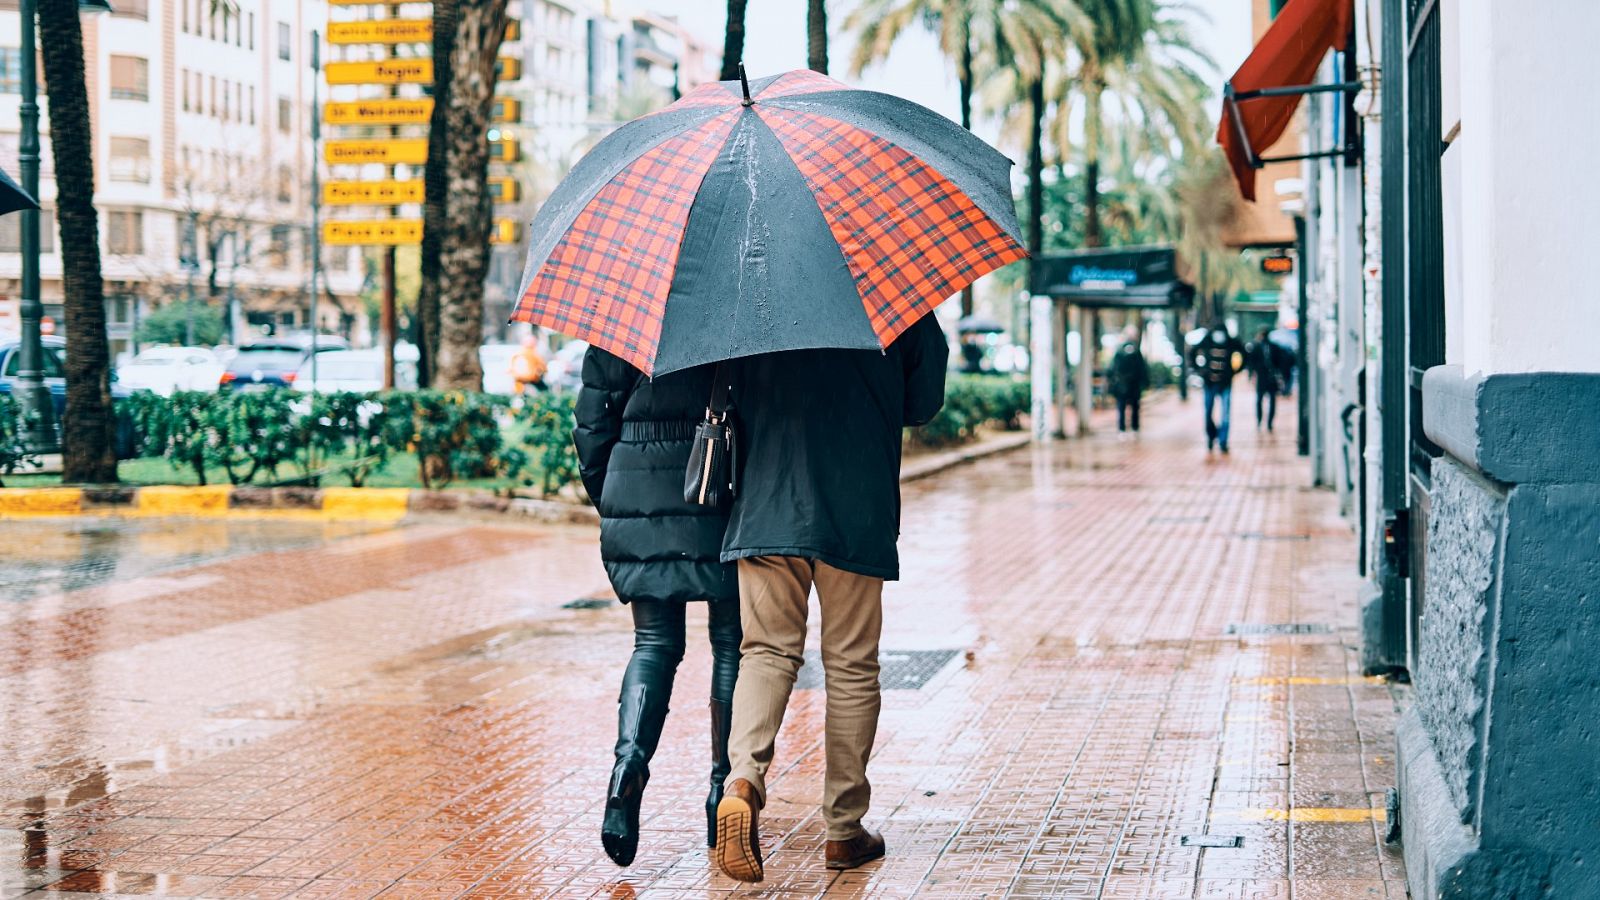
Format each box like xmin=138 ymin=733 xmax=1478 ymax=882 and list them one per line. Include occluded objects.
xmin=512 ymin=70 xmax=1026 ymax=376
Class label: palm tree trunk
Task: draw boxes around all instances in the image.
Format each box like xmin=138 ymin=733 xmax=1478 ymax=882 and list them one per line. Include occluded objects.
xmin=421 ymin=0 xmax=508 ymax=390
xmin=1026 ymin=76 xmax=1045 ymax=258
xmin=40 ymin=0 xmax=116 ymax=483
xmin=416 ymin=0 xmax=458 ymax=387
xmin=1083 ymin=79 xmax=1104 ymax=249
xmin=720 ymin=0 xmax=748 ymax=81
xmin=807 ymin=0 xmax=828 ymax=75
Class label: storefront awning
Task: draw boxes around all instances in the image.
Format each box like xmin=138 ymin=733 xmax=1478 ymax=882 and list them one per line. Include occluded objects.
xmin=1218 ymin=0 xmax=1353 ymax=201
xmin=1030 ymin=246 xmax=1194 ymax=310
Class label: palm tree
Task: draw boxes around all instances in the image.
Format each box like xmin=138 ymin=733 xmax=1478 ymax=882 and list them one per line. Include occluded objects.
xmin=39 ymin=0 xmax=116 ymax=482
xmin=721 ymin=0 xmax=748 ymax=81
xmin=417 ymin=0 xmax=512 ymax=389
xmin=808 ymin=0 xmax=829 ymax=75
xmin=1048 ymin=0 xmax=1211 ymax=246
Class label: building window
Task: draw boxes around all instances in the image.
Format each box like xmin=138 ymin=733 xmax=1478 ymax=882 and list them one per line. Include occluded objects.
xmin=220 ymin=78 xmax=230 ymax=120
xmin=267 ymin=224 xmax=291 ymax=267
xmin=181 ymin=0 xmax=188 ymax=32
xmin=277 ymin=22 xmax=291 ymax=61
xmin=109 ymin=55 xmax=148 ymax=101
xmin=0 ymin=48 xmax=25 ymax=95
xmin=276 ymin=165 xmax=292 ymax=203
xmin=208 ymin=75 xmax=216 ymax=117
xmin=108 ymin=137 xmax=151 ymax=183
xmin=248 ymin=85 xmax=255 ymax=125
xmin=248 ymin=12 xmax=255 ymax=49
xmin=106 ymin=210 xmax=144 ymax=256
xmin=0 ymin=209 xmax=54 ymax=252
xmin=112 ymin=0 xmax=148 ymax=19
xmin=277 ymin=96 xmax=291 ymax=133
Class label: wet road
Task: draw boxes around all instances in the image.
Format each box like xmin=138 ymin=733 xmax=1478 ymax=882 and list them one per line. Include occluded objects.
xmin=0 ymin=396 xmax=1404 ymax=898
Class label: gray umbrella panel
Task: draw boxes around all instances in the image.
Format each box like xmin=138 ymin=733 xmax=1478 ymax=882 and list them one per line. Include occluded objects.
xmin=0 ymin=167 xmax=39 ymax=216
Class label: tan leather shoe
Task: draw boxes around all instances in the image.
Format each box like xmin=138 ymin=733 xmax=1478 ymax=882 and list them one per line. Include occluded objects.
xmin=825 ymin=828 xmax=886 ymax=870
xmin=714 ymin=778 xmax=764 ymax=883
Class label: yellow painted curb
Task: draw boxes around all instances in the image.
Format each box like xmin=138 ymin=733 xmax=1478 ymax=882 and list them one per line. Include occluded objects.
xmin=1236 ymin=807 xmax=1385 ymax=823
xmin=134 ymin=485 xmax=234 ymax=517
xmin=320 ymin=487 xmax=411 ymax=520
xmin=0 ymin=487 xmax=84 ymax=516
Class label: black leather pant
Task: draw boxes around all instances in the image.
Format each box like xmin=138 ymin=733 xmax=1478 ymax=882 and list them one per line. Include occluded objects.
xmin=613 ymin=598 xmax=742 ymax=772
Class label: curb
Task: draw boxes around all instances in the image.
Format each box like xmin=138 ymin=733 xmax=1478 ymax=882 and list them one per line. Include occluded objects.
xmin=0 ymin=432 xmax=1034 ymax=524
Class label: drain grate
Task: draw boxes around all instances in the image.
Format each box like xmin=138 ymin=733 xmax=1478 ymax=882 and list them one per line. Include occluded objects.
xmin=1180 ymin=834 xmax=1243 ymax=848
xmin=1237 ymin=532 xmax=1312 ymax=541
xmin=1225 ymin=623 xmax=1333 ymax=636
xmin=1150 ymin=515 xmax=1209 ymax=524
xmin=562 ymin=597 xmax=615 ymax=610
xmin=795 ymin=649 xmax=960 ymax=691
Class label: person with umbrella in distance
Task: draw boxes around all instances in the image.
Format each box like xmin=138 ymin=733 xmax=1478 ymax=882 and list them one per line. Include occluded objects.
xmin=512 ymin=67 xmax=1026 ymax=879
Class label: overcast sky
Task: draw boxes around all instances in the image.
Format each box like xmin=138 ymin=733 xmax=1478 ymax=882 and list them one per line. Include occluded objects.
xmin=668 ymin=0 xmax=1253 ymax=151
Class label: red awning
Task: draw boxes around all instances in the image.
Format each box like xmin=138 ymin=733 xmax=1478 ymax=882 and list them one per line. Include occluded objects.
xmin=1218 ymin=0 xmax=1352 ymax=201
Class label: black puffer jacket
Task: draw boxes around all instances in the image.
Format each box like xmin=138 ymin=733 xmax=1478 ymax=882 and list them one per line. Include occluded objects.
xmin=573 ymin=347 xmax=737 ymax=604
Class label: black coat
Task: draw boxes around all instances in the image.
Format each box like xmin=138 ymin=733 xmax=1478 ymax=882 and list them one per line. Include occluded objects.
xmin=721 ymin=314 xmax=949 ymax=581
xmin=1192 ymin=331 xmax=1245 ymax=388
xmin=573 ymin=347 xmax=738 ymax=604
xmin=1108 ymin=342 xmax=1148 ymax=400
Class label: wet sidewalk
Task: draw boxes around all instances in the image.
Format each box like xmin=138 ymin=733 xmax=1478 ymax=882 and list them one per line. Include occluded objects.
xmin=0 ymin=393 xmax=1404 ymax=899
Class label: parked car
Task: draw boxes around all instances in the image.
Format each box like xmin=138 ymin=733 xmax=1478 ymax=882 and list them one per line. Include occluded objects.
xmin=290 ymin=346 xmax=419 ymax=393
xmin=221 ymin=342 xmax=311 ymax=390
xmin=0 ymin=335 xmax=137 ymax=458
xmin=116 ymin=346 xmax=225 ymax=396
xmin=544 ymin=340 xmax=589 ymax=393
xmin=478 ymin=343 xmax=521 ymax=395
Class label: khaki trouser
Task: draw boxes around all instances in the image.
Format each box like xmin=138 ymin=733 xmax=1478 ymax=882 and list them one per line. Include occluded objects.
xmin=725 ymin=556 xmax=884 ymax=841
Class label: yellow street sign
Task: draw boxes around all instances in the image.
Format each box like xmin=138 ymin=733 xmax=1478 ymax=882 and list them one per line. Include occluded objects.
xmin=328 ymin=0 xmax=422 ymax=6
xmin=324 ymin=180 xmax=425 ymax=205
xmin=504 ymin=20 xmax=520 ymax=41
xmin=324 ymin=220 xmax=423 ymax=245
xmin=489 ymin=137 xmax=520 ymax=163
xmin=488 ymin=178 xmax=521 ymax=203
xmin=492 ymin=97 xmax=521 ymax=123
xmin=496 ymin=57 xmax=522 ymax=81
xmin=324 ymin=98 xmax=433 ymax=125
xmin=325 ymin=139 xmax=430 ymax=165
xmin=327 ymin=19 xmax=432 ymax=44
xmin=325 ymin=59 xmax=432 ymax=85
xmin=490 ymin=219 xmax=522 ymax=244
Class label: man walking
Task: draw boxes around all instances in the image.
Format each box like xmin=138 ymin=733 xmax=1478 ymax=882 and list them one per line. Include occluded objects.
xmin=1244 ymin=327 xmax=1287 ymax=432
xmin=1192 ymin=323 xmax=1244 ymax=454
xmin=713 ymin=313 xmax=948 ymax=883
xmin=1108 ymin=325 xmax=1149 ymax=436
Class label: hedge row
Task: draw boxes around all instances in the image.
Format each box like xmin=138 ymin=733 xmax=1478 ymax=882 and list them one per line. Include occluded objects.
xmin=124 ymin=389 xmax=580 ymax=495
xmin=910 ymin=375 xmax=1031 ymax=448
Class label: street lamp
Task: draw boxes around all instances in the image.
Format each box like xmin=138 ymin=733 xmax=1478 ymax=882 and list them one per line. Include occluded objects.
xmin=16 ymin=0 xmax=113 ymax=453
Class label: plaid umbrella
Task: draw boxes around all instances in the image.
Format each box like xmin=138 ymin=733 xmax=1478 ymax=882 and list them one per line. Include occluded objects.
xmin=512 ymin=69 xmax=1027 ymax=376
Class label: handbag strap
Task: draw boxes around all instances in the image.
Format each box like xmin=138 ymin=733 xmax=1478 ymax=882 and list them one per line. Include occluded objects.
xmin=708 ymin=361 xmax=734 ymax=418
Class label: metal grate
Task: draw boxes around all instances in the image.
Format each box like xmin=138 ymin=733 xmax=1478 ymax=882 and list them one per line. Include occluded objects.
xmin=1226 ymin=623 xmax=1334 ymax=636
xmin=1237 ymin=532 xmax=1311 ymax=542
xmin=562 ymin=597 xmax=615 ymax=610
xmin=1181 ymin=834 xmax=1243 ymax=849
xmin=794 ymin=649 xmax=960 ymax=691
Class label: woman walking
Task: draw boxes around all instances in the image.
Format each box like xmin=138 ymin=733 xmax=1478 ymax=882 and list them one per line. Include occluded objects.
xmin=574 ymin=346 xmax=740 ymax=867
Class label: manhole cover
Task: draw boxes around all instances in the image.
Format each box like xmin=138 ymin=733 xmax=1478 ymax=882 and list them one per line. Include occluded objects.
xmin=1181 ymin=834 xmax=1243 ymax=848
xmin=794 ymin=649 xmax=960 ymax=691
xmin=563 ymin=597 xmax=615 ymax=610
xmin=1225 ymin=623 xmax=1333 ymax=635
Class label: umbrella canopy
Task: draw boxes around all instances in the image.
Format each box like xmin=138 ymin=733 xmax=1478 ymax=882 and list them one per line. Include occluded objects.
xmin=512 ymin=69 xmax=1027 ymax=376
xmin=0 ymin=167 xmax=39 ymax=216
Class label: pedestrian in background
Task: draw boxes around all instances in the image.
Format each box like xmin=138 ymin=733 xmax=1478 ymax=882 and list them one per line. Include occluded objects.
xmin=510 ymin=335 xmax=548 ymax=395
xmin=1245 ymin=327 xmax=1288 ymax=432
xmin=712 ymin=314 xmax=948 ymax=883
xmin=1192 ymin=323 xmax=1245 ymax=454
xmin=1108 ymin=325 xmax=1149 ymax=436
xmin=573 ymin=348 xmax=741 ymax=868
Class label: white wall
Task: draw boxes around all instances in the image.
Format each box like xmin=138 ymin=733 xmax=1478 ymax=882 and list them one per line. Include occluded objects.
xmin=1450 ymin=2 xmax=1600 ymax=375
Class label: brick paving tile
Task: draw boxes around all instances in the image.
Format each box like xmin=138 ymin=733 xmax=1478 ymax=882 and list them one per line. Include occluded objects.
xmin=0 ymin=395 xmax=1403 ymax=897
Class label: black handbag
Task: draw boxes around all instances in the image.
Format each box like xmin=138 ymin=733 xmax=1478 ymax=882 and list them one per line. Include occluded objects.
xmin=684 ymin=362 xmax=736 ymax=507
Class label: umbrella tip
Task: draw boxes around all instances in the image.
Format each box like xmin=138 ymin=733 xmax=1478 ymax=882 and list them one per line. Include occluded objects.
xmin=738 ymin=63 xmax=753 ymax=107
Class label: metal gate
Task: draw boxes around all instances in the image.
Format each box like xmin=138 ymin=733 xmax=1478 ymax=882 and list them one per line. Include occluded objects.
xmin=1404 ymin=0 xmax=1446 ymax=669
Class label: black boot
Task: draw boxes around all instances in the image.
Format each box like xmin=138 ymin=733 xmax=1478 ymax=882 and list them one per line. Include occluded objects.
xmin=601 ymin=603 xmax=684 ymax=867
xmin=602 ymin=684 xmax=654 ymax=867
xmin=706 ymin=698 xmax=732 ymax=847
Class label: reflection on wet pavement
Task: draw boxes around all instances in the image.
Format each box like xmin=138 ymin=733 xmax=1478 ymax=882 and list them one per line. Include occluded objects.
xmin=0 ymin=397 xmax=1405 ymax=898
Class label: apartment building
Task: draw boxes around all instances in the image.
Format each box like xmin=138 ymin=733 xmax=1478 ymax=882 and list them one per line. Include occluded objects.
xmin=0 ymin=0 xmax=364 ymax=360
